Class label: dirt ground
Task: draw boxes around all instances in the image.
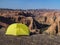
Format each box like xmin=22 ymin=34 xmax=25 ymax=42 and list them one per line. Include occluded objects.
xmin=0 ymin=28 xmax=60 ymax=45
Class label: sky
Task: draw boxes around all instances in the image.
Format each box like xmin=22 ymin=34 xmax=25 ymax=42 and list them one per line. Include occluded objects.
xmin=0 ymin=0 xmax=60 ymax=9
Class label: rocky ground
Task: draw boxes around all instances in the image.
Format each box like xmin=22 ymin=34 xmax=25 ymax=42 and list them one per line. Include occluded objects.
xmin=0 ymin=27 xmax=60 ymax=45
xmin=0 ymin=9 xmax=60 ymax=45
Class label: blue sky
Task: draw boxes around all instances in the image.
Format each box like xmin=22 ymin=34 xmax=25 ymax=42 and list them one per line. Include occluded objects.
xmin=0 ymin=0 xmax=60 ymax=9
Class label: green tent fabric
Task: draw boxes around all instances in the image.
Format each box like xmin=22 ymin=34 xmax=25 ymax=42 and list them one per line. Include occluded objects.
xmin=5 ymin=23 xmax=30 ymax=36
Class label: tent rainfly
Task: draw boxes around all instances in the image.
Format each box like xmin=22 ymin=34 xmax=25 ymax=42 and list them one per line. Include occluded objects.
xmin=5 ymin=23 xmax=30 ymax=36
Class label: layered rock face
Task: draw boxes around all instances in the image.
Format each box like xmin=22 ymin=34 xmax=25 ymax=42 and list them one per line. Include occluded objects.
xmin=0 ymin=9 xmax=60 ymax=35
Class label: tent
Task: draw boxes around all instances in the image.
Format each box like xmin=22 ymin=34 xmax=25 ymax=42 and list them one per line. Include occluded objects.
xmin=5 ymin=23 xmax=30 ymax=36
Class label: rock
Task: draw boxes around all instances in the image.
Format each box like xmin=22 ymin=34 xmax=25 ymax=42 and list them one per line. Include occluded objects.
xmin=43 ymin=22 xmax=57 ymax=35
xmin=0 ymin=8 xmax=60 ymax=35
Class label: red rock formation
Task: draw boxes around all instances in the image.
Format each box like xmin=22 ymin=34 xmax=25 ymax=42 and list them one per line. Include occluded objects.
xmin=0 ymin=9 xmax=60 ymax=35
xmin=43 ymin=22 xmax=57 ymax=35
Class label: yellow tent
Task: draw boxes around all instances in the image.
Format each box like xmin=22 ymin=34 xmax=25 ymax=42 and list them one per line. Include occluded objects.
xmin=5 ymin=23 xmax=30 ymax=36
